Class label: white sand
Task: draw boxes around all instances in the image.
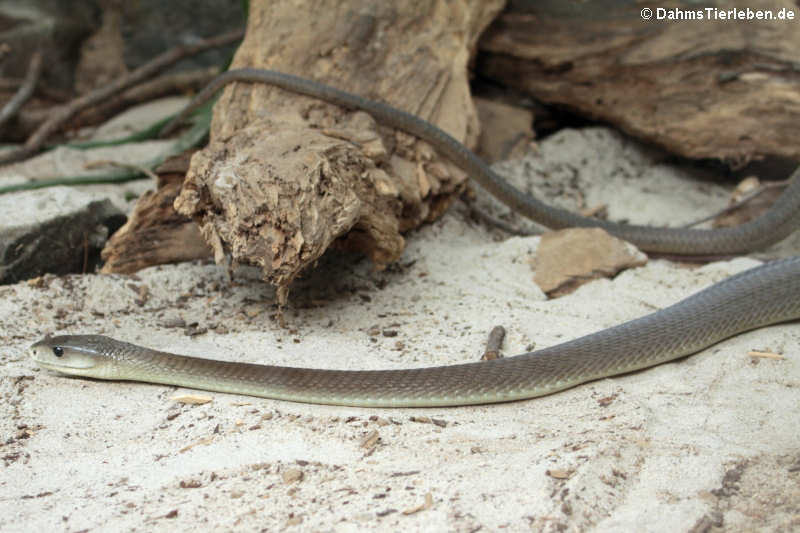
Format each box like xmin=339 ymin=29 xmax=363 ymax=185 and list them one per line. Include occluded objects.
xmin=1 ymin=128 xmax=798 ymax=532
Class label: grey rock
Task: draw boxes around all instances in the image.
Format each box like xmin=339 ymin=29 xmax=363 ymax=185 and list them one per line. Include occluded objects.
xmin=0 ymin=187 xmax=126 ymax=283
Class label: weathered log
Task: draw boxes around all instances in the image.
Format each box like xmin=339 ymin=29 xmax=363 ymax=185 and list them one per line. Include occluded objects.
xmin=478 ymin=1 xmax=800 ymax=166
xmin=174 ymin=0 xmax=504 ymax=302
xmin=100 ymin=152 xmax=212 ymax=274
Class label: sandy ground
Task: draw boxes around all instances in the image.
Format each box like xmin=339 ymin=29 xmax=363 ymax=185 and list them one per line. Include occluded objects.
xmin=1 ymin=128 xmax=799 ymax=532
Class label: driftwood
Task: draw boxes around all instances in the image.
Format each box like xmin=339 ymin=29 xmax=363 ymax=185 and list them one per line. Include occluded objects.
xmin=100 ymin=153 xmax=211 ymax=274
xmin=174 ymin=0 xmax=504 ymax=302
xmin=478 ymin=0 xmax=800 ymax=166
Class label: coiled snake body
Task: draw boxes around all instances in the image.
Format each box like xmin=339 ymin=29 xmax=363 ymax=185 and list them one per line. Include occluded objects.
xmin=30 ymin=69 xmax=800 ymax=407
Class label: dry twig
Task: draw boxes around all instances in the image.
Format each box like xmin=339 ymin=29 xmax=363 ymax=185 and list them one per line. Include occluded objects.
xmin=0 ymin=78 xmax=71 ymax=102
xmin=83 ymin=159 xmax=159 ymax=181
xmin=0 ymin=51 xmax=43 ymax=130
xmin=681 ymin=178 xmax=790 ymax=228
xmin=747 ymin=350 xmax=785 ymax=360
xmin=72 ymin=67 xmax=220 ymax=128
xmin=464 ymin=197 xmax=539 ymax=236
xmin=481 ymin=325 xmax=507 ymax=360
xmin=0 ymin=29 xmax=243 ymax=165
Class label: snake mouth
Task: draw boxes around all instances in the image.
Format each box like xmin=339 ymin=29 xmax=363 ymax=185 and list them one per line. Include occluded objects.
xmin=33 ymin=361 xmax=73 ymax=374
xmin=29 ymin=346 xmax=99 ymax=372
xmin=32 ymin=360 xmax=102 ymax=379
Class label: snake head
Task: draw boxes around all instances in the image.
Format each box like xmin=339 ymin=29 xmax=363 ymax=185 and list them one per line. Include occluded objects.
xmin=29 ymin=335 xmax=114 ymax=378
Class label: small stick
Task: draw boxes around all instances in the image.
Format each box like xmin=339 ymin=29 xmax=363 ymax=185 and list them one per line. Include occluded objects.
xmin=481 ymin=325 xmax=507 ymax=361
xmin=72 ymin=67 xmax=220 ymax=129
xmin=462 ymin=196 xmax=539 ymax=236
xmin=747 ymin=350 xmax=785 ymax=360
xmin=0 ymin=78 xmax=71 ymax=102
xmin=84 ymin=159 xmax=159 ymax=181
xmin=0 ymin=51 xmax=43 ymax=130
xmin=0 ymin=28 xmax=243 ymax=165
xmin=681 ymin=179 xmax=790 ymax=228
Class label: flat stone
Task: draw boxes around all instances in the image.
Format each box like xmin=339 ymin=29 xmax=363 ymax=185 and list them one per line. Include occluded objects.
xmin=0 ymin=187 xmax=125 ymax=283
xmin=532 ymin=227 xmax=648 ymax=297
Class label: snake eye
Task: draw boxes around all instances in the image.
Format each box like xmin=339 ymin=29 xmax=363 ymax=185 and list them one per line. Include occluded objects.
xmin=52 ymin=346 xmax=64 ymax=357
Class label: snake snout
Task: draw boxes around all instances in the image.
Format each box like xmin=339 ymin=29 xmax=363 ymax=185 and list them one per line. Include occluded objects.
xmin=29 ymin=339 xmax=101 ymax=373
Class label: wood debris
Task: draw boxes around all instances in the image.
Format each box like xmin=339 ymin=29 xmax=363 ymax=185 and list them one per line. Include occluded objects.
xmin=170 ymin=394 xmax=213 ymax=405
xmin=747 ymin=350 xmax=785 ymax=360
xmin=402 ymin=492 xmax=433 ymax=515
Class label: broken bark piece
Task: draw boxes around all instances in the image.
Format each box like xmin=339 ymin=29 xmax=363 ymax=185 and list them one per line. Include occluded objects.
xmin=0 ymin=187 xmax=125 ymax=283
xmin=174 ymin=0 xmax=505 ymax=302
xmin=101 ymin=152 xmax=211 ymax=274
xmin=532 ymin=228 xmax=647 ymax=297
xmin=478 ymin=1 xmax=800 ymax=164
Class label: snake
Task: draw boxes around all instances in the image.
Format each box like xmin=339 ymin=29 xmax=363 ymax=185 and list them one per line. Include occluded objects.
xmin=29 ymin=69 xmax=800 ymax=407
xmin=161 ymin=68 xmax=800 ymax=255
xmin=30 ymin=256 xmax=800 ymax=407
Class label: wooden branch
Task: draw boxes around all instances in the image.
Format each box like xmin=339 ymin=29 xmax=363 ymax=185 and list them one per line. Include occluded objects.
xmin=0 ymin=79 xmax=71 ymax=103
xmin=682 ymin=178 xmax=790 ymax=228
xmin=7 ymin=68 xmax=215 ymax=140
xmin=71 ymin=67 xmax=220 ymax=129
xmin=0 ymin=28 xmax=243 ymax=165
xmin=464 ymin=195 xmax=538 ymax=236
xmin=0 ymin=51 xmax=42 ymax=130
xmin=101 ymin=152 xmax=211 ymax=273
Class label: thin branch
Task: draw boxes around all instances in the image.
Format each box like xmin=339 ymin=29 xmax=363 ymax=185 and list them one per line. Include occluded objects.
xmin=464 ymin=197 xmax=540 ymax=236
xmin=0 ymin=101 xmax=212 ymax=195
xmin=0 ymin=28 xmax=243 ymax=165
xmin=681 ymin=178 xmax=791 ymax=228
xmin=84 ymin=159 xmax=159 ymax=181
xmin=0 ymin=78 xmax=72 ymax=102
xmin=0 ymin=51 xmax=43 ymax=129
xmin=0 ymin=171 xmax=145 ymax=194
xmin=72 ymin=67 xmax=220 ymax=129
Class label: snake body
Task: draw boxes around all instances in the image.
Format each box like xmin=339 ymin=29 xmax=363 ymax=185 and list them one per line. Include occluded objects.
xmin=30 ymin=257 xmax=800 ymax=407
xmin=161 ymin=68 xmax=800 ymax=255
xmin=29 ymin=69 xmax=800 ymax=406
